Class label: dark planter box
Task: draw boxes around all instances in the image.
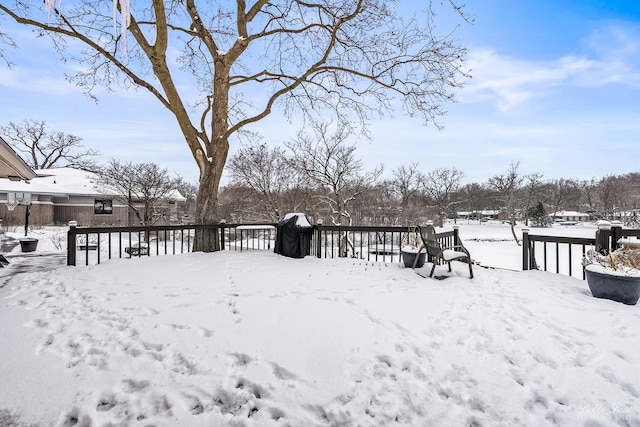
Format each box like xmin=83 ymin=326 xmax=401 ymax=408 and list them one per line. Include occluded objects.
xmin=585 ymin=268 xmax=640 ymax=305
xmin=402 ymin=250 xmax=426 ymax=268
xmin=19 ymin=238 xmax=39 ymax=253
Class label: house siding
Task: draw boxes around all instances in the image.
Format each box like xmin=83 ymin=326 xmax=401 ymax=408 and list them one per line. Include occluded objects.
xmin=0 ymin=198 xmax=131 ymax=227
xmin=0 ymin=202 xmax=54 ymax=227
xmin=1 ymin=167 xmax=186 ymax=227
xmin=53 ymin=204 xmax=130 ymax=226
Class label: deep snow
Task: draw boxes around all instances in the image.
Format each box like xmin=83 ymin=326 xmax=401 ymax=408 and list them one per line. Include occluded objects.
xmin=1 ymin=223 xmax=639 ymax=426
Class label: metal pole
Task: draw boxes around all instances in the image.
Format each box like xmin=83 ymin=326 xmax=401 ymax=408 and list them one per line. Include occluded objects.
xmin=24 ymin=204 xmax=30 ymax=236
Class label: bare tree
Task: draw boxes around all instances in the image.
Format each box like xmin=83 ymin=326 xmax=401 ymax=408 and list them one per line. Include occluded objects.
xmin=0 ymin=24 xmax=16 ymax=67
xmin=581 ymin=178 xmax=601 ymax=216
xmin=520 ymin=173 xmax=544 ymax=226
xmin=287 ymin=121 xmax=382 ymax=256
xmin=598 ymin=175 xmax=619 ymax=219
xmin=99 ymin=160 xmax=179 ymax=226
xmin=218 ymin=183 xmax=257 ymax=223
xmin=545 ymin=178 xmax=582 ymax=217
xmin=458 ymin=183 xmax=493 ymax=221
xmin=0 ymin=1 xmax=469 ymax=251
xmin=0 ymin=119 xmax=98 ymax=170
xmin=389 ymin=162 xmax=426 ymax=224
xmin=174 ymin=176 xmax=198 ymax=223
xmin=422 ymin=167 xmax=464 ymax=226
xmin=228 ymin=142 xmax=299 ymax=221
xmin=391 ymin=163 xmax=423 ymax=207
xmin=487 ymin=162 xmax=523 ymax=245
xmin=598 ymin=175 xmax=630 ymax=220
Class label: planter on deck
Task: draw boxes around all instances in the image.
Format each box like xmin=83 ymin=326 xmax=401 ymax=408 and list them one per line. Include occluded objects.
xmin=19 ymin=238 xmax=39 ymax=253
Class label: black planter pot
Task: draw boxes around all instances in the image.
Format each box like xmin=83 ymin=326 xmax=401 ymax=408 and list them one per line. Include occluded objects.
xmin=19 ymin=238 xmax=39 ymax=253
xmin=402 ymin=250 xmax=426 ymax=268
xmin=585 ymin=268 xmax=640 ymax=305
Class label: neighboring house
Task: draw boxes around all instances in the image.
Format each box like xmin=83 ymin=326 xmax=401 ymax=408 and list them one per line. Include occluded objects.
xmin=1 ymin=167 xmax=185 ymax=227
xmin=551 ymin=210 xmax=590 ymax=223
xmin=0 ymin=136 xmax=37 ymax=181
xmin=457 ymin=210 xmax=500 ymax=221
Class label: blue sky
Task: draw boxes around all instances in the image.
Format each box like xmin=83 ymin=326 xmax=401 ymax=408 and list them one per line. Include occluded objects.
xmin=1 ymin=1 xmax=640 ymax=185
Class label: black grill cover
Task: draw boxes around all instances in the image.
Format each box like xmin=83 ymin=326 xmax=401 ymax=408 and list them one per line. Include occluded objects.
xmin=274 ymin=214 xmax=313 ymax=258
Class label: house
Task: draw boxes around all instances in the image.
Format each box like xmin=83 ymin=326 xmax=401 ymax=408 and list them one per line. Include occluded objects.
xmin=1 ymin=167 xmax=185 ymax=227
xmin=457 ymin=210 xmax=500 ymax=221
xmin=551 ymin=210 xmax=590 ymax=224
xmin=0 ymin=136 xmax=37 ymax=181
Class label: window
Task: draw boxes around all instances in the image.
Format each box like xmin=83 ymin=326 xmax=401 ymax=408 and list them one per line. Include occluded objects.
xmin=94 ymin=199 xmax=113 ymax=215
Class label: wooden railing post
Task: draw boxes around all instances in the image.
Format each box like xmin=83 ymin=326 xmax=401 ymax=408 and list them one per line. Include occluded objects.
xmin=522 ymin=228 xmax=530 ymax=270
xmin=611 ymin=221 xmax=623 ymax=251
xmin=316 ymin=220 xmax=323 ymax=258
xmin=67 ymin=220 xmax=77 ymax=266
xmin=220 ymin=219 xmax=226 ymax=251
xmin=595 ymin=220 xmax=612 ymax=255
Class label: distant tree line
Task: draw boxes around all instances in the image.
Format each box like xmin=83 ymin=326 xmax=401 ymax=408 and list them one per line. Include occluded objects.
xmin=221 ymin=138 xmax=640 ymax=230
xmin=5 ymin=119 xmax=640 ymax=231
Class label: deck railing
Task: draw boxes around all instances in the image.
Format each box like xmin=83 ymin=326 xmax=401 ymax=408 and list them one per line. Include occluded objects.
xmin=522 ymin=223 xmax=640 ymax=279
xmin=314 ymin=224 xmax=458 ymax=262
xmin=67 ymin=222 xmax=460 ymax=266
xmin=67 ymin=222 xmax=277 ymax=266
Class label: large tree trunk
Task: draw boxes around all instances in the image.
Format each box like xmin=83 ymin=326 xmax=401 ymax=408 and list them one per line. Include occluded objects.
xmin=193 ymin=150 xmax=228 ymax=252
xmin=188 ymin=58 xmax=230 ymax=252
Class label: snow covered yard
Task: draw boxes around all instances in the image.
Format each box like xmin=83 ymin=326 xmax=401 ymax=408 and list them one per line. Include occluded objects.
xmin=1 ymin=243 xmax=640 ymax=426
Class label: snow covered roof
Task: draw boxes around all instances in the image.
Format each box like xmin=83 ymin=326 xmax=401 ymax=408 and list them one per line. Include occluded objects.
xmin=552 ymin=210 xmax=590 ymax=217
xmin=0 ymin=167 xmax=103 ymax=197
xmin=0 ymin=136 xmax=37 ymax=181
xmin=457 ymin=210 xmax=500 ymax=216
xmin=0 ymin=167 xmax=185 ymax=201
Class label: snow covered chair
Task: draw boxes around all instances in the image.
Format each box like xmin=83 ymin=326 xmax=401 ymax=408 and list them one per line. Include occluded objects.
xmin=413 ymin=224 xmax=473 ymax=279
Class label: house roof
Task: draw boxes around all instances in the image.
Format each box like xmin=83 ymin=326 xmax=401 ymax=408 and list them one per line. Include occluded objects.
xmin=552 ymin=210 xmax=590 ymax=217
xmin=0 ymin=167 xmax=186 ymax=201
xmin=0 ymin=167 xmax=103 ymax=197
xmin=0 ymin=137 xmax=37 ymax=181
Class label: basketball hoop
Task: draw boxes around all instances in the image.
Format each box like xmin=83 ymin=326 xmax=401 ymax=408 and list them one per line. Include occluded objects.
xmin=5 ymin=192 xmax=30 ymax=211
xmin=6 ymin=200 xmax=18 ymax=211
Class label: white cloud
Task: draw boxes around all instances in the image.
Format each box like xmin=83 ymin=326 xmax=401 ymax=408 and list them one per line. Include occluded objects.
xmin=460 ymin=24 xmax=640 ymax=111
xmin=0 ymin=66 xmax=79 ymax=95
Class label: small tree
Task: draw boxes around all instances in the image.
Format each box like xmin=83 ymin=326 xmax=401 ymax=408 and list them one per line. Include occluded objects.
xmin=488 ymin=162 xmax=524 ymax=245
xmin=1 ymin=119 xmax=98 ymax=170
xmin=528 ymin=202 xmax=552 ymax=228
xmin=389 ymin=163 xmax=425 ymax=225
xmin=422 ymin=167 xmax=464 ymax=226
xmin=227 ymin=142 xmax=299 ymax=222
xmin=287 ymin=121 xmax=382 ymax=256
xmin=520 ymin=173 xmax=544 ymax=226
xmin=99 ymin=160 xmax=179 ymax=226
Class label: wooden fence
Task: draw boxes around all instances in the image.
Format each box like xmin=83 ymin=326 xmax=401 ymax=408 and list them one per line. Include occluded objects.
xmin=67 ymin=222 xmax=461 ymax=266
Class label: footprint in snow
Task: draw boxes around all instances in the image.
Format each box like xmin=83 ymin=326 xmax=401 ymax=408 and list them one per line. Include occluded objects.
xmin=227 ymin=298 xmax=241 ymax=323
xmin=197 ymin=327 xmax=214 ymax=338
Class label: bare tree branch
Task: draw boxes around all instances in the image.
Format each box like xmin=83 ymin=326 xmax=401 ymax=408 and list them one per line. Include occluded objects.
xmin=0 ymin=119 xmax=99 ymax=170
xmin=1 ymin=0 xmax=469 ymax=251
